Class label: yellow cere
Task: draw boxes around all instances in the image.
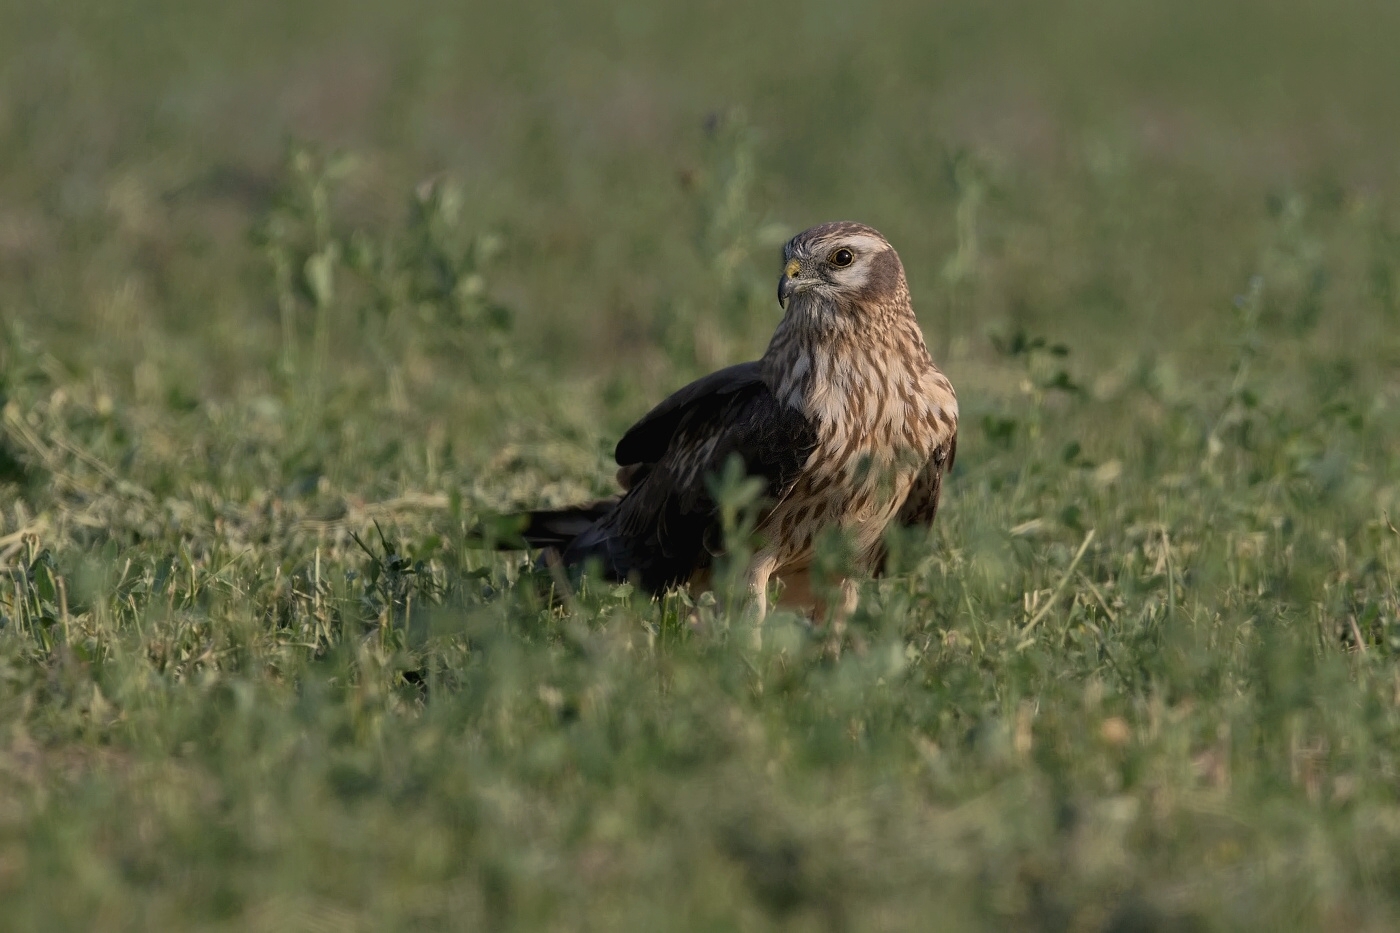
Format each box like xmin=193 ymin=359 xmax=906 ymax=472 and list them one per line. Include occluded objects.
xmin=784 ymin=259 xmax=801 ymax=278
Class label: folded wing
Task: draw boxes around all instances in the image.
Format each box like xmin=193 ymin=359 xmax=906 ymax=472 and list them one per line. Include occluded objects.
xmin=556 ymin=364 xmax=817 ymax=593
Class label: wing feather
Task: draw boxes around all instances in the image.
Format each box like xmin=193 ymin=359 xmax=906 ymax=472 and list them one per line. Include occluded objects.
xmin=895 ymin=431 xmax=957 ymax=528
xmin=614 ymin=361 xmax=764 ymax=466
xmin=565 ymin=376 xmax=816 ymax=593
xmin=868 ymin=429 xmax=956 ymax=577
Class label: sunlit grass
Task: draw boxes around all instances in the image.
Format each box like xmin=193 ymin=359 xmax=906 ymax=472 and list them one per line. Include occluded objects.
xmin=4 ymin=1 xmax=1400 ymax=930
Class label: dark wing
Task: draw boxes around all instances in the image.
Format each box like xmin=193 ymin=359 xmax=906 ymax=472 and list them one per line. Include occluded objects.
xmin=872 ymin=429 xmax=956 ymax=576
xmin=563 ymin=375 xmax=816 ymax=594
xmin=896 ymin=432 xmax=957 ymax=527
xmin=514 ymin=497 xmax=620 ymax=549
xmin=614 ymin=361 xmax=764 ymax=466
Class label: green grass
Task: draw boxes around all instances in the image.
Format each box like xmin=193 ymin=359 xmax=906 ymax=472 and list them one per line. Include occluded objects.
xmin=4 ymin=1 xmax=1400 ymax=929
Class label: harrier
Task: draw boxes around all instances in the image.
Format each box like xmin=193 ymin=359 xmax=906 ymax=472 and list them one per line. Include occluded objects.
xmin=507 ymin=221 xmax=957 ymax=617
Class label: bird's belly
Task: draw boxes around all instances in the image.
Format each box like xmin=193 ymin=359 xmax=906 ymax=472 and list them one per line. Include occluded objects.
xmin=760 ymin=452 xmax=920 ymax=571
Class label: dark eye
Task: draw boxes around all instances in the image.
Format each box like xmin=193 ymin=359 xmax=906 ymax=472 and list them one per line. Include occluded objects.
xmin=828 ymin=248 xmax=854 ymax=268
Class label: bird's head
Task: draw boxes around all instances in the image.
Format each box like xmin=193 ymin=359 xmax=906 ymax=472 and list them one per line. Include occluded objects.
xmin=776 ymin=221 xmax=906 ymax=312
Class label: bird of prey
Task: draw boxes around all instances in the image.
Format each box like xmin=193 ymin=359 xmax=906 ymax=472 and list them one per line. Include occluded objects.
xmin=510 ymin=221 xmax=958 ymax=618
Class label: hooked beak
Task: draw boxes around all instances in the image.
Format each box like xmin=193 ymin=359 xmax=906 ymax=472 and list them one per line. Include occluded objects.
xmin=778 ymin=274 xmax=796 ymax=306
xmin=777 ymin=259 xmax=802 ymax=306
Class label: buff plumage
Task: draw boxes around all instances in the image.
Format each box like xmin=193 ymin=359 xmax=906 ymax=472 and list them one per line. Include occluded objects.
xmin=506 ymin=221 xmax=958 ymax=617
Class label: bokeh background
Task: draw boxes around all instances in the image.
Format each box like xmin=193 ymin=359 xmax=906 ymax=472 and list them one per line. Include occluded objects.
xmin=5 ymin=2 xmax=1400 ymax=930
xmin=7 ymin=0 xmax=1400 ymax=387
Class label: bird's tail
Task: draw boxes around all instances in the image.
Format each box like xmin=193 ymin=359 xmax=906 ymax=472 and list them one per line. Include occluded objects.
xmin=494 ymin=497 xmax=620 ymax=551
xmin=474 ymin=497 xmax=635 ymax=596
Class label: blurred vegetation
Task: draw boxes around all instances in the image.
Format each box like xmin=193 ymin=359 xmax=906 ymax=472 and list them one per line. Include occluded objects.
xmin=4 ymin=0 xmax=1400 ymax=929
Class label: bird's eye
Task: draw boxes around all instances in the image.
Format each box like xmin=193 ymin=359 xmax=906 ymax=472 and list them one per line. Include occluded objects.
xmin=828 ymin=248 xmax=854 ymax=268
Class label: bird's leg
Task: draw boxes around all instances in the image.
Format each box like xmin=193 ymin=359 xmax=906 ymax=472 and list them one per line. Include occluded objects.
xmin=744 ymin=552 xmax=779 ymax=648
xmin=745 ymin=552 xmax=779 ymax=617
xmin=822 ymin=578 xmax=860 ymax=658
xmin=836 ymin=577 xmax=860 ymax=621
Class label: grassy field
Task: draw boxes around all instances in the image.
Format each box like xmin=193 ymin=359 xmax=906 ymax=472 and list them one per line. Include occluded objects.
xmin=4 ymin=1 xmax=1400 ymax=929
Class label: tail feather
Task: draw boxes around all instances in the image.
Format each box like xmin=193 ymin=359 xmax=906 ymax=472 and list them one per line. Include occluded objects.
xmin=487 ymin=497 xmax=638 ymax=588
xmin=511 ymin=497 xmax=619 ymax=550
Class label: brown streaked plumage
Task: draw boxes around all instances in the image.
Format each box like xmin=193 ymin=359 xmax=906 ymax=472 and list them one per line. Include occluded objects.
xmin=507 ymin=221 xmax=958 ymax=617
